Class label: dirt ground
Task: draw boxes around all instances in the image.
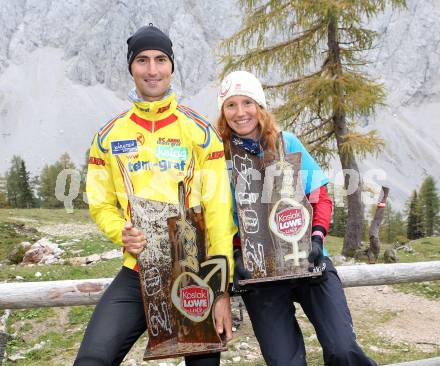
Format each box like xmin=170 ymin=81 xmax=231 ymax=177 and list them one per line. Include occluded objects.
xmin=345 ymin=285 xmax=440 ymax=352
xmin=124 ymin=285 xmax=440 ymax=365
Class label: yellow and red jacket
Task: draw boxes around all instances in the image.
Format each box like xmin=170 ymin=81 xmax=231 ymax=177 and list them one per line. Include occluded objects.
xmin=86 ymin=92 xmax=236 ymax=276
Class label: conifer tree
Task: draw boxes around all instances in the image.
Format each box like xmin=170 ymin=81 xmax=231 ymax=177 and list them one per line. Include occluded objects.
xmin=406 ymin=190 xmax=423 ymax=240
xmin=221 ymin=0 xmax=406 ymax=256
xmin=419 ymin=176 xmax=439 ymax=237
xmin=5 ymin=156 xmax=34 ymax=208
xmin=18 ymin=161 xmax=34 ymax=208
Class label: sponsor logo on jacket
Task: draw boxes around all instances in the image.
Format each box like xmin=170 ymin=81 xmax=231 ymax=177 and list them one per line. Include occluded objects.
xmin=156 ymin=145 xmax=188 ymax=161
xmin=136 ymin=132 xmax=145 ymax=146
xmin=111 ymin=139 xmax=138 ymax=155
xmin=157 ymin=137 xmax=181 ymax=146
xmin=128 ymin=159 xmax=185 ymax=172
xmin=157 ymin=103 xmax=170 ymax=114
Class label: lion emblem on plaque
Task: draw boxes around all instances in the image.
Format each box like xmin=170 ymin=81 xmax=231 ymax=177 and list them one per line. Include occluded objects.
xmin=230 ymin=133 xmax=320 ymax=285
xmin=128 ymin=182 xmax=229 ymax=360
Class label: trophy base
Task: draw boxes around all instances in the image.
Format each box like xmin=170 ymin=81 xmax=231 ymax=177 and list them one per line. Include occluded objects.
xmin=239 ymin=270 xmax=321 ymax=286
xmin=144 ymin=340 xmax=227 ymax=360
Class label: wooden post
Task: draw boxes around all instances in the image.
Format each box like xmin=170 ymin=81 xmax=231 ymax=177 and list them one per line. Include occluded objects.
xmin=367 ymin=186 xmax=389 ymax=263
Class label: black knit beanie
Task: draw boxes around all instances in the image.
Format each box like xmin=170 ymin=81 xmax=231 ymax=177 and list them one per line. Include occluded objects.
xmin=126 ymin=24 xmax=174 ymax=74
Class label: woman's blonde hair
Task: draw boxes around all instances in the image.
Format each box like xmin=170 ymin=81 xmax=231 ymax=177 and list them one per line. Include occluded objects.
xmin=216 ymin=103 xmax=280 ymax=158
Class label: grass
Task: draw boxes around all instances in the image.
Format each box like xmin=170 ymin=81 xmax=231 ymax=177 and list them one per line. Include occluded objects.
xmin=67 ymin=306 xmax=94 ymax=325
xmin=391 ymin=236 xmax=440 ymax=300
xmin=4 ymin=305 xmax=95 ymax=366
xmin=5 ymin=329 xmax=84 ymax=366
xmin=325 ymin=235 xmax=440 ymax=300
xmin=0 ymin=208 xmax=92 ymax=225
xmin=9 ymin=308 xmax=56 ymax=323
xmin=0 ymin=260 xmax=121 ymax=281
xmin=59 ymin=234 xmax=115 ymax=258
xmin=0 ymin=222 xmax=40 ymax=261
xmin=5 ymin=306 xmax=89 ymax=366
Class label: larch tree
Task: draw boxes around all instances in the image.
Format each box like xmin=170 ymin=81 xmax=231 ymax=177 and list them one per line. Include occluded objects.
xmin=38 ymin=153 xmax=76 ymax=208
xmin=221 ymin=0 xmax=406 ymax=256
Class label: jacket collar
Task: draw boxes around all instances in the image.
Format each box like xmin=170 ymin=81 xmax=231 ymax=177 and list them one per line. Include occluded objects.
xmin=131 ymin=91 xmax=177 ymax=121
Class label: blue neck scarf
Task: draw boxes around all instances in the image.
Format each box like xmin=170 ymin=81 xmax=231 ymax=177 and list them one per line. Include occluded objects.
xmin=231 ymin=134 xmax=262 ymax=155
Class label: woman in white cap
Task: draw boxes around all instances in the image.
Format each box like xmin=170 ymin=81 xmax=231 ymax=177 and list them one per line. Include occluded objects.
xmin=216 ymin=70 xmax=377 ymax=366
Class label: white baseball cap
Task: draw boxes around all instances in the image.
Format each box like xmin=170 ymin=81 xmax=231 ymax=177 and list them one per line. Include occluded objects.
xmin=217 ymin=70 xmax=267 ymax=111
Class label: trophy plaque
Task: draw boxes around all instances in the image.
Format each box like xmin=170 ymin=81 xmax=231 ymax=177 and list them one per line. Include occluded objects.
xmin=129 ymin=182 xmax=229 ymax=360
xmin=230 ymin=133 xmax=321 ymax=285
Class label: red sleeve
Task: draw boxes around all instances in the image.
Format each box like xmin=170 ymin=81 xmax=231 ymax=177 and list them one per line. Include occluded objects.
xmin=306 ymin=185 xmax=333 ymax=235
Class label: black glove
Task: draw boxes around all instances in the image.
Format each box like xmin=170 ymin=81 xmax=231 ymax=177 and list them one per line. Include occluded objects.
xmin=308 ymin=230 xmax=328 ymax=284
xmin=231 ymin=249 xmax=252 ymax=295
xmin=308 ymin=235 xmax=324 ymax=269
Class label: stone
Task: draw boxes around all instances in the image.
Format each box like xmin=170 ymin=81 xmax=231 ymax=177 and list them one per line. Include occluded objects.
xmin=384 ymin=248 xmax=398 ymax=263
xmin=22 ymin=238 xmax=63 ymax=264
xmin=85 ymin=253 xmax=101 ymax=264
xmin=101 ymin=249 xmax=123 ymax=260
xmin=237 ymin=342 xmax=250 ymax=350
xmin=68 ymin=257 xmax=87 ymax=266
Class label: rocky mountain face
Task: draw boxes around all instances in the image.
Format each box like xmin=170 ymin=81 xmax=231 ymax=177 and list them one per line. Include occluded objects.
xmin=0 ymin=0 xmax=439 ymax=208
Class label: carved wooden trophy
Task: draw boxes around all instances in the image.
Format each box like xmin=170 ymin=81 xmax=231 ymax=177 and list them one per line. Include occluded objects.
xmin=230 ymin=133 xmax=321 ymax=285
xmin=129 ymin=182 xmax=229 ymax=360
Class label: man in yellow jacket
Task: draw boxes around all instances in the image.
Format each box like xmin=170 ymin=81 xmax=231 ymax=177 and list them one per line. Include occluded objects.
xmin=74 ymin=24 xmax=236 ymax=366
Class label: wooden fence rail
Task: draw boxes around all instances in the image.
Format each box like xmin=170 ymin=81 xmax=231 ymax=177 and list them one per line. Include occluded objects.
xmin=1 ymin=261 xmax=440 ymax=309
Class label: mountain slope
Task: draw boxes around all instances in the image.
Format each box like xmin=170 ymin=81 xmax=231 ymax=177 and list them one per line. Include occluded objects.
xmin=0 ymin=0 xmax=439 ymax=208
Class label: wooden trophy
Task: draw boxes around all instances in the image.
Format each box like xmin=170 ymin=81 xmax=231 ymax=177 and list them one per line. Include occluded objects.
xmin=129 ymin=182 xmax=229 ymax=360
xmin=230 ymin=133 xmax=321 ymax=285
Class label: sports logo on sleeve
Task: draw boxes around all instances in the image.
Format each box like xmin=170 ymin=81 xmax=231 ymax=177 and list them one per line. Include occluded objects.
xmin=88 ymin=156 xmax=106 ymax=166
xmin=207 ymin=151 xmax=225 ymax=160
xmin=111 ymin=140 xmax=138 ymax=155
